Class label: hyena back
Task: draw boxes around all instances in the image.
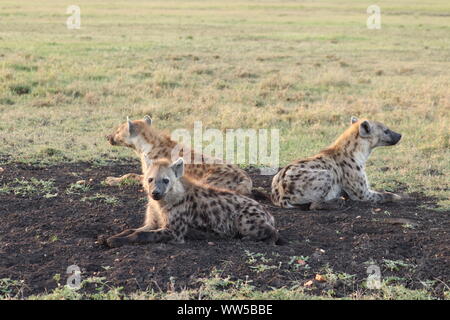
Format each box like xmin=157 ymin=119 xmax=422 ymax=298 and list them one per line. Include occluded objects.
xmin=271 ymin=117 xmax=402 ymax=209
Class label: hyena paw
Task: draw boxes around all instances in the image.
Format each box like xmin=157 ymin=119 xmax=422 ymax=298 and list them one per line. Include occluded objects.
xmin=105 ymin=236 xmax=127 ymax=248
xmin=384 ymin=192 xmax=401 ymax=202
xmin=104 ymin=177 xmax=121 ymax=186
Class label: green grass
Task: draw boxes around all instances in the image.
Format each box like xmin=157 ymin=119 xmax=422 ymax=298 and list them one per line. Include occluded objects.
xmin=244 ymin=250 xmax=283 ymax=273
xmin=0 ymin=279 xmax=25 ymax=299
xmin=0 ymin=271 xmax=438 ymax=300
xmin=383 ymin=259 xmax=415 ymax=272
xmin=0 ymin=1 xmax=448 ymax=208
xmin=81 ymin=193 xmax=120 ymax=206
xmin=0 ymin=178 xmax=57 ymax=198
xmin=65 ymin=182 xmax=92 ymax=194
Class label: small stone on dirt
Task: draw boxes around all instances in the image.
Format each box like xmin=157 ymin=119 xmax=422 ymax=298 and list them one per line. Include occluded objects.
xmin=315 ymin=274 xmax=326 ymax=282
xmin=372 ymin=208 xmax=382 ymax=214
xmin=304 ymin=280 xmax=314 ymax=287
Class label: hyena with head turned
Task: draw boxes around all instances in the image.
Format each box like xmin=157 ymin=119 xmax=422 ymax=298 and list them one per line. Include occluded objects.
xmin=104 ymin=116 xmax=253 ymax=195
xmin=104 ymin=158 xmax=279 ymax=247
xmin=271 ymin=117 xmax=402 ymax=209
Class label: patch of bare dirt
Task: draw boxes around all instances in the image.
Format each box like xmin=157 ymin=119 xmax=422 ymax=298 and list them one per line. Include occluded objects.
xmin=0 ymin=162 xmax=448 ymax=298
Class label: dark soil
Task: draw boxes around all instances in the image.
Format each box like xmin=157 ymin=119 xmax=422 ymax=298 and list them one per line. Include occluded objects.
xmin=0 ymin=161 xmax=448 ymax=298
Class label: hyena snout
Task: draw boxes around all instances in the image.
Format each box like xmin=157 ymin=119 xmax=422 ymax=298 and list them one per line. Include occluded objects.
xmin=389 ymin=131 xmax=402 ymax=145
xmin=151 ymin=190 xmax=163 ymax=200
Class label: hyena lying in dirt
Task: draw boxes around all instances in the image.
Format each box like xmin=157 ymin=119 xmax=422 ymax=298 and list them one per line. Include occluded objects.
xmin=271 ymin=117 xmax=402 ymax=209
xmin=105 ymin=116 xmax=252 ymax=195
xmin=102 ymin=158 xmax=279 ymax=247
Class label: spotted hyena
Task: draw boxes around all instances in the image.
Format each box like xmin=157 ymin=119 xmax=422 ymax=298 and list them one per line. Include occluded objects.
xmin=104 ymin=116 xmax=252 ymax=195
xmin=271 ymin=117 xmax=402 ymax=209
xmin=103 ymin=158 xmax=279 ymax=247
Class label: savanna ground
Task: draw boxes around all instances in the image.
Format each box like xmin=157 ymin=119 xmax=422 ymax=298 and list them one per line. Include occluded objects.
xmin=0 ymin=0 xmax=449 ymax=299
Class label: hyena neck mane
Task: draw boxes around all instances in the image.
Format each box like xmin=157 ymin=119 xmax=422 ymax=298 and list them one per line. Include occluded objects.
xmin=131 ymin=127 xmax=178 ymax=158
xmin=132 ymin=127 xmax=202 ymax=164
xmin=181 ymin=175 xmax=235 ymax=196
xmin=321 ymin=122 xmax=372 ymax=166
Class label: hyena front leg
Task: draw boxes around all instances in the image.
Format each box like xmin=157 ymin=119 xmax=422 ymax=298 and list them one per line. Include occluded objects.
xmin=98 ymin=228 xmax=136 ymax=246
xmin=105 ymin=228 xmax=176 ymax=248
xmin=104 ymin=173 xmax=142 ymax=186
xmin=143 ymin=209 xmax=212 ymax=240
xmin=105 ymin=217 xmax=188 ymax=248
xmin=365 ymin=190 xmax=401 ymax=203
xmin=100 ymin=224 xmax=165 ymax=248
xmin=343 ymin=173 xmax=401 ymax=203
xmin=110 ymin=228 xmax=136 ymax=238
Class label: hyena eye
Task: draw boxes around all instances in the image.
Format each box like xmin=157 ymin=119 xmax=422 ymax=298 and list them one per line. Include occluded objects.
xmin=384 ymin=129 xmax=389 ymax=134
xmin=148 ymin=178 xmax=154 ymax=183
xmin=162 ymin=178 xmax=170 ymax=184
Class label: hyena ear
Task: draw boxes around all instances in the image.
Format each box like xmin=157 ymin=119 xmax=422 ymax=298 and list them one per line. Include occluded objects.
xmin=127 ymin=116 xmax=138 ymax=137
xmin=170 ymin=158 xmax=185 ymax=179
xmin=143 ymin=115 xmax=152 ymax=126
xmin=351 ymin=116 xmax=359 ymax=124
xmin=143 ymin=154 xmax=153 ymax=168
xmin=359 ymin=120 xmax=372 ymax=137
